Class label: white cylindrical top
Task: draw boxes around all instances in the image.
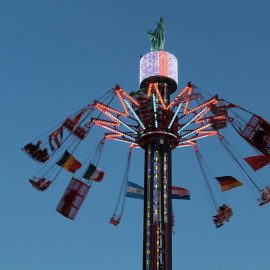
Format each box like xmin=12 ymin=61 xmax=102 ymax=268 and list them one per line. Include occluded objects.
xmin=139 ymin=51 xmax=178 ymax=88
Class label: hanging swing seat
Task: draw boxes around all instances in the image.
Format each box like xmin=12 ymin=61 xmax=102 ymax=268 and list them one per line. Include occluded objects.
xmin=213 ymin=204 xmax=233 ymax=228
xmin=29 ymin=177 xmax=51 ymax=191
xmin=240 ymin=115 xmax=270 ymax=155
xmin=211 ymin=117 xmax=227 ymax=130
xmin=73 ymin=126 xmax=88 ymax=140
xmin=110 ymin=214 xmax=121 ymax=226
xmin=259 ymin=186 xmax=270 ymax=206
xmin=23 ymin=142 xmax=49 ymax=163
xmin=211 ymin=105 xmax=228 ymax=116
xmin=63 ymin=117 xmax=76 ymax=131
xmin=63 ymin=118 xmax=88 ymax=139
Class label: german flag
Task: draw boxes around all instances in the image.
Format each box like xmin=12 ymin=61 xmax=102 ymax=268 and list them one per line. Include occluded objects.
xmin=57 ymin=151 xmax=81 ymax=173
xmin=215 ymin=176 xmax=242 ymax=192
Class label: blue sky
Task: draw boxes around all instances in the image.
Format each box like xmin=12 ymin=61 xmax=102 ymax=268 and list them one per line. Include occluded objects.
xmin=1 ymin=0 xmax=270 ymax=269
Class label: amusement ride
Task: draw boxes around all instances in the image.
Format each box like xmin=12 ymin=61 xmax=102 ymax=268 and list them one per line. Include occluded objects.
xmin=22 ymin=18 xmax=270 ymax=270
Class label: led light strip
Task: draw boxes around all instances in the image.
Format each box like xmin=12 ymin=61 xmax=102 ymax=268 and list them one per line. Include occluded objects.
xmin=178 ymin=106 xmax=210 ymax=134
xmin=152 ymin=93 xmax=158 ymax=128
xmin=96 ymin=104 xmax=137 ymax=134
xmin=167 ymin=86 xmax=191 ymax=110
xmin=115 ymin=91 xmax=129 ymax=116
xmin=94 ymin=121 xmax=136 ymax=141
xmin=120 ymin=89 xmax=139 ymax=106
xmin=147 ymin=83 xmax=154 ymax=98
xmin=184 ymin=96 xmax=218 ymax=115
xmin=154 ymin=83 xmax=166 ymax=109
xmin=91 ymin=119 xmax=120 ymax=127
xmin=95 ymin=101 xmax=127 ymax=117
xmin=124 ymin=100 xmax=146 ymax=130
xmin=105 ymin=134 xmax=138 ymax=145
xmin=180 ymin=123 xmax=212 ymax=139
xmin=179 ymin=132 xmax=217 ymax=144
xmin=177 ymin=141 xmax=196 ymax=148
xmin=168 ymin=102 xmax=183 ymax=129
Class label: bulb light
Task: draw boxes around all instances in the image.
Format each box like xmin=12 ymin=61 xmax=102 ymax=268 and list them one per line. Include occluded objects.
xmin=181 ymin=123 xmax=212 ymax=139
xmin=184 ymin=96 xmax=218 ymax=115
xmin=153 ymin=93 xmax=158 ymax=128
xmin=147 ymin=83 xmax=153 ymax=98
xmin=154 ymin=83 xmax=166 ymax=109
xmin=168 ymin=102 xmax=182 ymax=129
xmin=95 ymin=101 xmax=127 ymax=117
xmin=178 ymin=106 xmax=209 ymax=134
xmin=96 ymin=105 xmax=137 ymax=134
xmin=95 ymin=122 xmax=136 ymax=141
xmin=124 ymin=100 xmax=146 ymax=130
xmin=179 ymin=132 xmax=217 ymax=144
xmin=116 ymin=90 xmax=129 ymax=116
xmin=167 ymin=86 xmax=191 ymax=110
xmin=91 ymin=119 xmax=120 ymax=127
xmin=195 ymin=107 xmax=211 ymax=123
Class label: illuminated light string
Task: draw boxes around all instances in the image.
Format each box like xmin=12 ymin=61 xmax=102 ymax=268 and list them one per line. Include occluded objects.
xmin=197 ymin=130 xmax=217 ymax=135
xmin=167 ymin=86 xmax=191 ymax=110
xmin=119 ymin=89 xmax=139 ymax=106
xmin=182 ymin=87 xmax=193 ymax=114
xmin=96 ymin=104 xmax=137 ymax=134
xmin=177 ymin=142 xmax=196 ymax=148
xmin=115 ymin=91 xmax=129 ymax=116
xmin=154 ymin=83 xmax=166 ymax=109
xmin=93 ymin=121 xmax=136 ymax=141
xmin=152 ymin=93 xmax=159 ymax=128
xmin=179 ymin=132 xmax=217 ymax=144
xmin=147 ymin=83 xmax=154 ymax=98
xmin=184 ymin=96 xmax=218 ymax=115
xmin=123 ymin=99 xmax=146 ymax=130
xmin=178 ymin=106 xmax=210 ymax=134
xmin=95 ymin=102 xmax=127 ymax=117
xmin=91 ymin=119 xmax=120 ymax=127
xmin=105 ymin=134 xmax=139 ymax=145
xmin=180 ymin=123 xmax=212 ymax=139
xmin=168 ymin=102 xmax=183 ymax=129
xmin=194 ymin=108 xmax=211 ymax=123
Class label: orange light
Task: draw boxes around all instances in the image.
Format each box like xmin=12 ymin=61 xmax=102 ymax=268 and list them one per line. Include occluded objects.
xmin=185 ymin=96 xmax=218 ymax=115
xmin=195 ymin=107 xmax=211 ymax=123
xmin=95 ymin=101 xmax=127 ymax=116
xmin=147 ymin=83 xmax=153 ymax=98
xmin=116 ymin=90 xmax=129 ymax=116
xmin=154 ymin=83 xmax=166 ymax=109
xmin=167 ymin=86 xmax=191 ymax=110
xmin=92 ymin=119 xmax=120 ymax=127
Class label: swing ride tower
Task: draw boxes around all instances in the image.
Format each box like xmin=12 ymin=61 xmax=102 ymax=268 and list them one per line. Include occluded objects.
xmin=23 ymin=17 xmax=270 ymax=270
xmin=139 ymin=18 xmax=179 ymax=270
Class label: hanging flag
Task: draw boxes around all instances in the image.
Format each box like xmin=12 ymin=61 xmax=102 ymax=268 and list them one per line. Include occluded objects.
xmin=83 ymin=163 xmax=104 ymax=182
xmin=244 ymin=154 xmax=270 ymax=171
xmin=126 ymin=182 xmax=191 ymax=200
xmin=91 ymin=168 xmax=105 ymax=182
xmin=171 ymin=186 xmax=190 ymax=200
xmin=126 ymin=181 xmax=144 ymax=200
xmin=215 ymin=176 xmax=242 ymax=192
xmin=49 ymin=127 xmax=63 ymax=151
xmin=57 ymin=151 xmax=81 ymax=173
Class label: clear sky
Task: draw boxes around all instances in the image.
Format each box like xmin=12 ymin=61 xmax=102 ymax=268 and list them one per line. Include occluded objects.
xmin=1 ymin=0 xmax=270 ymax=270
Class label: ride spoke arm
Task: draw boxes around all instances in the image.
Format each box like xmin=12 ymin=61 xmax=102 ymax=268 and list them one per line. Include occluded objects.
xmin=179 ymin=131 xmax=218 ymax=144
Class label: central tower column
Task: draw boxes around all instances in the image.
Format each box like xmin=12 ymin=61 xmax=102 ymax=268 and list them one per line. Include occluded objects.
xmin=143 ymin=135 xmax=172 ymax=270
xmin=138 ymin=50 xmax=178 ymax=270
